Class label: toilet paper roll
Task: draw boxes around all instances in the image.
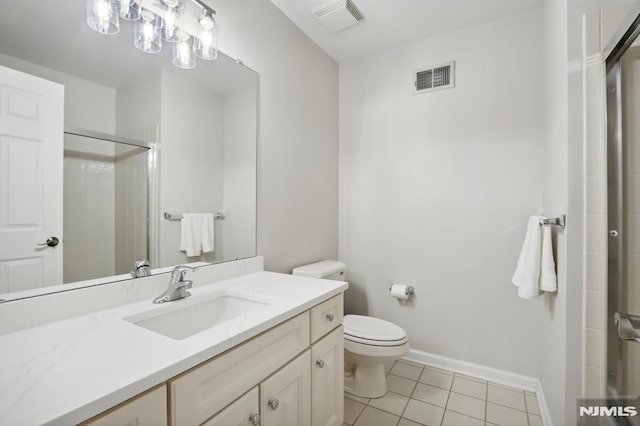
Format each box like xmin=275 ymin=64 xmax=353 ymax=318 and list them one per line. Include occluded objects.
xmin=390 ymin=284 xmax=410 ymax=301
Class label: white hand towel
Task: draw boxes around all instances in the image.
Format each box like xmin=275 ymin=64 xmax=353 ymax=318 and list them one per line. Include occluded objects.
xmin=540 ymin=224 xmax=557 ymax=292
xmin=512 ymin=216 xmax=543 ymax=299
xmin=180 ymin=213 xmax=214 ymax=257
xmin=201 ymin=213 xmax=214 ymax=254
xmin=180 ymin=214 xmax=201 ymax=257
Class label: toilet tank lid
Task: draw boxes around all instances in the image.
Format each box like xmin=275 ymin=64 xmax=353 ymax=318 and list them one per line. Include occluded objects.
xmin=291 ymin=260 xmax=346 ymax=278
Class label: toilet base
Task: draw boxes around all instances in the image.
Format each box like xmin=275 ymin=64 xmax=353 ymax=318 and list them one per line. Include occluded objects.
xmin=344 ymin=361 xmax=387 ymax=398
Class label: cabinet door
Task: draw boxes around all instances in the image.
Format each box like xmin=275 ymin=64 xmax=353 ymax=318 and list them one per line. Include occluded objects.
xmin=170 ymin=312 xmax=310 ymax=425
xmin=260 ymin=350 xmax=311 ymax=426
xmin=80 ymin=385 xmax=167 ymax=426
xmin=203 ymin=387 xmax=260 ymax=426
xmin=311 ymin=326 xmax=344 ymax=426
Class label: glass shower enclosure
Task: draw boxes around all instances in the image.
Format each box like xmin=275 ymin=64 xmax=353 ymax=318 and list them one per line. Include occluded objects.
xmin=605 ymin=11 xmax=640 ymax=415
xmin=63 ymin=129 xmax=149 ymax=283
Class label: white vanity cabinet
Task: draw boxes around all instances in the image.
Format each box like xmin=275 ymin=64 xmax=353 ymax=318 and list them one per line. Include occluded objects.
xmin=80 ymin=293 xmax=344 ymax=426
xmin=169 ymin=312 xmax=311 ymax=425
xmin=80 ymin=385 xmax=167 ymax=426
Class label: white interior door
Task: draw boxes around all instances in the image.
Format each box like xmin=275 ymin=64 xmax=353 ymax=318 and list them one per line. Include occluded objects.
xmin=0 ymin=66 xmax=64 ymax=295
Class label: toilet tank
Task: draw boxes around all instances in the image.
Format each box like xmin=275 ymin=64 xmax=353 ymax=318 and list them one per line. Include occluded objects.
xmin=292 ymin=260 xmax=346 ymax=281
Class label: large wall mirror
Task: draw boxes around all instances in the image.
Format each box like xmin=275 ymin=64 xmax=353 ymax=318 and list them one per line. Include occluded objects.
xmin=0 ymin=0 xmax=257 ymax=302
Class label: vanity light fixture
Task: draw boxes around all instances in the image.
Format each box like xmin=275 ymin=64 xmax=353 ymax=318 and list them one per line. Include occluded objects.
xmin=195 ymin=9 xmax=218 ymax=60
xmin=160 ymin=4 xmax=182 ymax=42
xmin=87 ymin=0 xmax=120 ymax=35
xmin=86 ymin=0 xmax=218 ymax=69
xmin=134 ymin=9 xmax=162 ymax=53
xmin=173 ymin=31 xmax=197 ymax=69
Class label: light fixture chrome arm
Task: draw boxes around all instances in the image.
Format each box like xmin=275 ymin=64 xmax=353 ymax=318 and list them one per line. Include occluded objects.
xmin=153 ymin=265 xmax=198 ymax=304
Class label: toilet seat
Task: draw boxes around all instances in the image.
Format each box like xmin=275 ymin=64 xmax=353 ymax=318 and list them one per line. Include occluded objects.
xmin=344 ymin=315 xmax=408 ymax=347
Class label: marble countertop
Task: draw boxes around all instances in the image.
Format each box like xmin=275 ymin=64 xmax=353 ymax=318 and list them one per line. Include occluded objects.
xmin=0 ymin=271 xmax=347 ymax=426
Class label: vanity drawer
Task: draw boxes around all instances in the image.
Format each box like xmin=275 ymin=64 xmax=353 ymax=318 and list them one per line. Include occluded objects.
xmin=310 ymin=294 xmax=343 ymax=343
xmin=169 ymin=312 xmax=310 ymax=426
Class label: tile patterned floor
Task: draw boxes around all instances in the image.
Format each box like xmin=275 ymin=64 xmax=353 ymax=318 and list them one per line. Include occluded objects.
xmin=343 ymin=360 xmax=543 ymax=426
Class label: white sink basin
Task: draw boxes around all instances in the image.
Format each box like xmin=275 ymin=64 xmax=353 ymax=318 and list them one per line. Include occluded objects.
xmin=125 ymin=293 xmax=270 ymax=340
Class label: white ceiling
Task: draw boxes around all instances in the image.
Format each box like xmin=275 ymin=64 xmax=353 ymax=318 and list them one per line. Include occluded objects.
xmin=269 ymin=0 xmax=544 ymax=62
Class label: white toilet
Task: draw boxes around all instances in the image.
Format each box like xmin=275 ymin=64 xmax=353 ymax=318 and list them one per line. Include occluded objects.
xmin=292 ymin=260 xmax=410 ymax=398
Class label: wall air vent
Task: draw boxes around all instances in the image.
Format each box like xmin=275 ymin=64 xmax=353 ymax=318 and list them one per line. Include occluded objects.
xmin=312 ymin=0 xmax=365 ymax=33
xmin=414 ymin=61 xmax=455 ymax=94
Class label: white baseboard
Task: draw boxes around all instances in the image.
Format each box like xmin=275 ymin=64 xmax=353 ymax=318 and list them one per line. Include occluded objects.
xmin=403 ymin=349 xmax=553 ymax=426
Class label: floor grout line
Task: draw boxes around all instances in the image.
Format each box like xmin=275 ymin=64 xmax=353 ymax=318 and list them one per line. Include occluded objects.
xmin=486 ymin=399 xmax=530 ymax=414
xmin=524 ymin=390 xmax=531 ymax=426
xmin=441 ymin=388 xmax=452 ymax=426
xmin=485 ymin=377 xmax=489 ymax=423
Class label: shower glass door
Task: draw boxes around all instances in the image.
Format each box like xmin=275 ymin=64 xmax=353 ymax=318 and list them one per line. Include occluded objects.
xmin=619 ymin=47 xmax=640 ymax=398
xmin=606 ymin=23 xmax=640 ymax=403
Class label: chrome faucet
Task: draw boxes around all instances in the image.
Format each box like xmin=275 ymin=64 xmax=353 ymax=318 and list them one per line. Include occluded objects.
xmin=153 ymin=265 xmax=197 ymax=304
xmin=130 ymin=259 xmax=152 ymax=278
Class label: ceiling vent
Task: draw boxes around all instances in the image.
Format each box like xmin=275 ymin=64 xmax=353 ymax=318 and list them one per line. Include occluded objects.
xmin=312 ymin=0 xmax=365 ymax=33
xmin=414 ymin=61 xmax=455 ymax=94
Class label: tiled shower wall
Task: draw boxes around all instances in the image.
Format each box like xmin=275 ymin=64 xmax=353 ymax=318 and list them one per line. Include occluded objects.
xmin=583 ymin=12 xmax=608 ymax=398
xmin=63 ymin=136 xmax=116 ymax=283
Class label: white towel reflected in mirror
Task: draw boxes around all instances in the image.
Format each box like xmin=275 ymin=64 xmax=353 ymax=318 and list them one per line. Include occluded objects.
xmin=180 ymin=213 xmax=214 ymax=257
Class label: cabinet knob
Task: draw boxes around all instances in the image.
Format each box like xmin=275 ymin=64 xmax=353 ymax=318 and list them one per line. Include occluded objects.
xmin=326 ymin=313 xmax=335 ymax=322
xmin=249 ymin=413 xmax=261 ymax=425
xmin=316 ymin=359 xmax=326 ymax=368
xmin=268 ymin=399 xmax=279 ymax=410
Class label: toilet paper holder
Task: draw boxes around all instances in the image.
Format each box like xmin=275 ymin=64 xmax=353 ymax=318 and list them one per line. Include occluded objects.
xmin=389 ymin=284 xmax=415 ymax=296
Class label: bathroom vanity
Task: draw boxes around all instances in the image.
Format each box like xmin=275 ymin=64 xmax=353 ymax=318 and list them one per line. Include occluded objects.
xmin=0 ymin=265 xmax=346 ymax=426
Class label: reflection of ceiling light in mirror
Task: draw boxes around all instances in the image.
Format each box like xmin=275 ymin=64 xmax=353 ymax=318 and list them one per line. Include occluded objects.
xmin=86 ymin=0 xmax=119 ymax=35
xmin=120 ymin=0 xmax=141 ymax=20
xmin=161 ymin=0 xmax=183 ymax=8
xmin=134 ymin=10 xmax=162 ymax=53
xmin=173 ymin=32 xmax=196 ymax=69
xmin=86 ymin=0 xmax=218 ymax=69
xmin=199 ymin=10 xmax=215 ymax=30
xmin=195 ymin=24 xmax=217 ymax=60
xmin=161 ymin=7 xmax=181 ymax=42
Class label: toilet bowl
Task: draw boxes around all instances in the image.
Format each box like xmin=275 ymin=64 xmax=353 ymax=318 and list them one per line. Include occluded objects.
xmin=343 ymin=314 xmax=409 ymax=398
xmin=291 ymin=260 xmax=410 ymax=399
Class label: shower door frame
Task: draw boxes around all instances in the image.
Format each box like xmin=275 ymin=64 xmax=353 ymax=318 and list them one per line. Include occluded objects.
xmin=605 ymin=57 xmax=623 ymax=398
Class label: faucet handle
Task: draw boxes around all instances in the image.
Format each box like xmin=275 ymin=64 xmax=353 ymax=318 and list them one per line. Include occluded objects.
xmin=171 ymin=265 xmax=198 ymax=283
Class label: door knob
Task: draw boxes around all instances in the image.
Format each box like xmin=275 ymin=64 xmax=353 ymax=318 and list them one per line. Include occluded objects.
xmin=316 ymin=359 xmax=325 ymax=368
xmin=37 ymin=237 xmax=59 ymax=247
xmin=268 ymin=399 xmax=279 ymax=410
